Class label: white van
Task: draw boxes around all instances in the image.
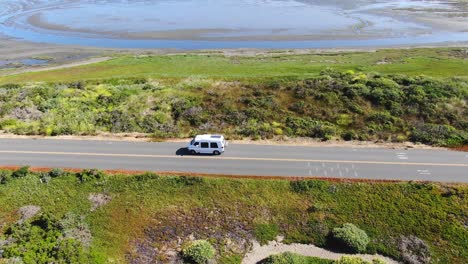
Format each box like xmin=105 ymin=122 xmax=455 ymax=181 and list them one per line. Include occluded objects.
xmin=187 ymin=134 xmax=227 ymax=155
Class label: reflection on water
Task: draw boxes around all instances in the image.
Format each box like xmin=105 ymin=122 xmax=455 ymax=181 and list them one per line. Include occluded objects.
xmin=0 ymin=0 xmax=466 ymax=49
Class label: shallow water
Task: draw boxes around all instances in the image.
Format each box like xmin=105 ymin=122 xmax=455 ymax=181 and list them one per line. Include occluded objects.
xmin=0 ymin=58 xmax=49 ymax=68
xmin=0 ymin=0 xmax=467 ymax=49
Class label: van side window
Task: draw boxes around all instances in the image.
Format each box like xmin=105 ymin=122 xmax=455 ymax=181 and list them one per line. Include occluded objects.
xmin=210 ymin=142 xmax=218 ymax=148
xmin=194 ymin=142 xmax=200 ymax=146
xmin=201 ymin=142 xmax=209 ymax=148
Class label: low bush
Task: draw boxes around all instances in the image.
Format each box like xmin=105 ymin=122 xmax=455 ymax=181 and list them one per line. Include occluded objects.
xmin=334 ymin=256 xmax=386 ymax=264
xmin=334 ymin=256 xmax=370 ymax=264
xmin=1 ymin=214 xmax=90 ymax=263
xmin=331 ymin=223 xmax=370 ymax=253
xmin=11 ymin=166 xmax=30 ymax=178
xmin=262 ymin=252 xmax=333 ymax=264
xmin=409 ymin=124 xmax=467 ymax=147
xmin=290 ymin=180 xmax=329 ymax=193
xmin=254 ymin=223 xmax=279 ymax=245
xmin=48 ymin=168 xmax=67 ymax=178
xmin=0 ymin=170 xmax=12 ymax=184
xmin=174 ymin=176 xmax=205 ymax=186
xmin=263 ymin=252 xmax=308 ymax=264
xmin=76 ymin=169 xmax=105 ymax=183
xmin=181 ymin=240 xmax=215 ymax=264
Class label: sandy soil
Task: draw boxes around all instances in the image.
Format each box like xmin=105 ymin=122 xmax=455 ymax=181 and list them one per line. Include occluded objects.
xmin=242 ymin=239 xmax=399 ymax=264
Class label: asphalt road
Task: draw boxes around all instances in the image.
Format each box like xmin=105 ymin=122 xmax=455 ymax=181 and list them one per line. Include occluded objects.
xmin=0 ymin=139 xmax=467 ymax=182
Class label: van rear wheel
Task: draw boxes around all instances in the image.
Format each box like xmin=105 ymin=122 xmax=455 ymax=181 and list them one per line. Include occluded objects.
xmin=213 ymin=150 xmax=220 ymax=155
xmin=190 ymin=150 xmax=196 ymax=155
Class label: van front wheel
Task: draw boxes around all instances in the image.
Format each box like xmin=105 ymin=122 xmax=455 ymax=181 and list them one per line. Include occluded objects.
xmin=213 ymin=150 xmax=220 ymax=155
xmin=190 ymin=150 xmax=197 ymax=155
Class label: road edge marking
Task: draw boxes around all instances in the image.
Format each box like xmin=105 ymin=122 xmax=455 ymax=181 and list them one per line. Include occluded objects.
xmin=0 ymin=150 xmax=467 ymax=167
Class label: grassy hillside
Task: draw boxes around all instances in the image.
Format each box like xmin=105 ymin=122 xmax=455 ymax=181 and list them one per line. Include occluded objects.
xmin=0 ymin=48 xmax=467 ymax=84
xmin=0 ymin=168 xmax=467 ymax=263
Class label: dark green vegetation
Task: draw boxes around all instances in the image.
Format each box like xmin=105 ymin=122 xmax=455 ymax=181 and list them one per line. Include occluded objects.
xmin=1 ymin=168 xmax=467 ymax=263
xmin=0 ymin=68 xmax=466 ymax=146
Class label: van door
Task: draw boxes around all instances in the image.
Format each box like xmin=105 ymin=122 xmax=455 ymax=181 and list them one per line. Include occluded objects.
xmin=200 ymin=142 xmax=210 ymax=154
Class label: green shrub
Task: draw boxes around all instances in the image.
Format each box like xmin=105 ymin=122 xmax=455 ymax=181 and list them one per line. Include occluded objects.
xmin=12 ymin=166 xmax=30 ymax=178
xmin=39 ymin=172 xmax=51 ymax=184
xmin=1 ymin=214 xmax=89 ymax=263
xmin=181 ymin=240 xmax=215 ymax=264
xmin=263 ymin=252 xmax=333 ymax=264
xmin=254 ymin=223 xmax=279 ymax=245
xmin=290 ymin=180 xmax=329 ymax=193
xmin=219 ymin=254 xmax=242 ymax=264
xmin=48 ymin=168 xmax=67 ymax=178
xmin=0 ymin=170 xmax=12 ymax=184
xmin=331 ymin=223 xmax=370 ymax=253
xmin=342 ymin=131 xmax=357 ymax=141
xmin=333 ymin=256 xmax=370 ymax=264
xmin=174 ymin=176 xmax=205 ymax=186
xmin=409 ymin=124 xmax=467 ymax=146
xmin=76 ymin=169 xmax=104 ymax=183
xmin=263 ymin=252 xmax=308 ymax=264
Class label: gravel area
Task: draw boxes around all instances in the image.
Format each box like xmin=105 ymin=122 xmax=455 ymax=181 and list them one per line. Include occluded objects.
xmin=242 ymin=240 xmax=399 ymax=264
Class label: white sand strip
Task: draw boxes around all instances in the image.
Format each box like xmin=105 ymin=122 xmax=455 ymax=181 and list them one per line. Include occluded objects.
xmin=242 ymin=240 xmax=399 ymax=264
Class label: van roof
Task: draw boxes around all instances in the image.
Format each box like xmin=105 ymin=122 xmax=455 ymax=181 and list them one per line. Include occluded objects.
xmin=194 ymin=134 xmax=224 ymax=141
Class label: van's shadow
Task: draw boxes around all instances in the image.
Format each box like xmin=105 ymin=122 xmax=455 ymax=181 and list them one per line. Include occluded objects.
xmin=176 ymin=148 xmax=216 ymax=156
xmin=176 ymin=147 xmax=190 ymax=156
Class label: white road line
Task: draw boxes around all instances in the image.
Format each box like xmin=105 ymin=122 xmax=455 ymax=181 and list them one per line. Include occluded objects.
xmin=0 ymin=150 xmax=466 ymax=167
xmin=417 ymin=169 xmax=432 ymax=175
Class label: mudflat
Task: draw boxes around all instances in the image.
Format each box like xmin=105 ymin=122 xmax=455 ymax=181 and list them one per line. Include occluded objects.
xmin=0 ymin=0 xmax=467 ymax=49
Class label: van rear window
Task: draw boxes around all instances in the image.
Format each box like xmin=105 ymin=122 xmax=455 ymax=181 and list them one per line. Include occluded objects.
xmin=210 ymin=142 xmax=218 ymax=148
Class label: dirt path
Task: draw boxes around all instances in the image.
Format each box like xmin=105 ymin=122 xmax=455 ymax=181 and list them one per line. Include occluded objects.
xmin=242 ymin=240 xmax=399 ymax=264
xmin=0 ymin=56 xmax=112 ymax=76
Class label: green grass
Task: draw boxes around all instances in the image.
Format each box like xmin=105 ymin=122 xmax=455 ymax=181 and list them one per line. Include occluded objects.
xmin=1 ymin=48 xmax=467 ymax=84
xmin=1 ymin=170 xmax=467 ymax=263
xmin=263 ymin=252 xmax=334 ymax=264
